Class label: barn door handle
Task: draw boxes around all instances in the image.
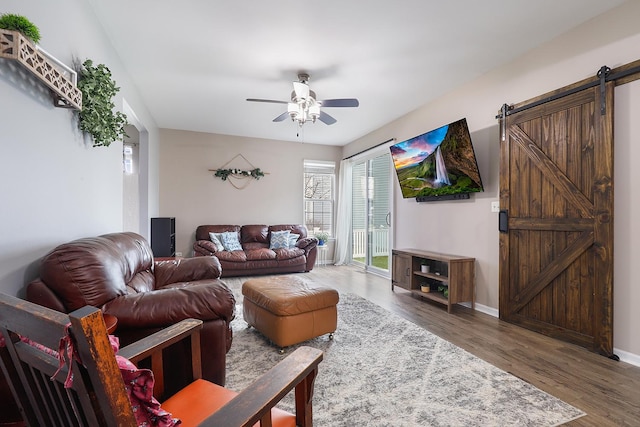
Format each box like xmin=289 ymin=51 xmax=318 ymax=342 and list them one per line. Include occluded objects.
xmin=499 ymin=210 xmax=509 ymax=233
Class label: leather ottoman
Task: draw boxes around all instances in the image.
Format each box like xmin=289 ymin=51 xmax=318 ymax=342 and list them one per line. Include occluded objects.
xmin=242 ymin=276 xmax=339 ymax=351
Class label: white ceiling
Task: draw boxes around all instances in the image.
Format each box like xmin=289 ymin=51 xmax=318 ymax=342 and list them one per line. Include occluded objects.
xmin=86 ymin=0 xmax=625 ymax=146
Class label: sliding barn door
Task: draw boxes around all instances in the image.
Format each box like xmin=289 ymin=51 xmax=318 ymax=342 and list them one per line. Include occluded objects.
xmin=499 ymin=79 xmax=614 ymax=356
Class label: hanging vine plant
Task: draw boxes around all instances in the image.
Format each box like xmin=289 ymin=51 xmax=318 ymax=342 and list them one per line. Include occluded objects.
xmin=77 ymin=59 xmax=128 ymax=147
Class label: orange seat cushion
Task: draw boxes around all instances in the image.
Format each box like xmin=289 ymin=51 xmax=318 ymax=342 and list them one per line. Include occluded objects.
xmin=161 ymin=379 xmax=296 ymax=427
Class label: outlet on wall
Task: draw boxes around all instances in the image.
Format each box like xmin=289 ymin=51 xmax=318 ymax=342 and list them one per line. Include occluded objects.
xmin=491 ymin=201 xmax=500 ymax=213
xmin=175 ymin=251 xmax=183 ymax=257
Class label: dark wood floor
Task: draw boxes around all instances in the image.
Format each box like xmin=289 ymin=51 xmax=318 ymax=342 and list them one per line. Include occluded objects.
xmin=289 ymin=265 xmax=640 ymax=426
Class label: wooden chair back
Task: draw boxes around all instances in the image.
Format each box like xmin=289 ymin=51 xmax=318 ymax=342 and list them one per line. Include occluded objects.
xmin=0 ymin=294 xmax=137 ymax=426
xmin=0 ymin=293 xmax=324 ymax=427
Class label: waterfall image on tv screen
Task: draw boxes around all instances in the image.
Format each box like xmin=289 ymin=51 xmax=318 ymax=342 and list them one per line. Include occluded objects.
xmin=389 ymin=118 xmax=483 ymax=199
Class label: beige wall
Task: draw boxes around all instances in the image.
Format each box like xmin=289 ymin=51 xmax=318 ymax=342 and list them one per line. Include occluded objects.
xmin=159 ymin=129 xmax=342 ymax=256
xmin=343 ymin=1 xmax=640 ymax=362
xmin=613 ymin=79 xmax=640 ymax=364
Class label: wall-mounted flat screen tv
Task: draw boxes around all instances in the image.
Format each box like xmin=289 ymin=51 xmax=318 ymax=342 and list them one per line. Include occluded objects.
xmin=389 ymin=118 xmax=483 ymax=201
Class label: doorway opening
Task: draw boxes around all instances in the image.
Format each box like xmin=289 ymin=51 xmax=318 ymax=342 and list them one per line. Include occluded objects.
xmin=123 ymin=124 xmax=140 ymax=233
xmin=351 ymin=153 xmax=392 ymax=276
xmin=122 ymin=99 xmax=150 ymax=239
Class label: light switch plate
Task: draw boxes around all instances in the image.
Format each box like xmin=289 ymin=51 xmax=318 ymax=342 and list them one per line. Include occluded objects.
xmin=491 ymin=201 xmax=500 ymax=213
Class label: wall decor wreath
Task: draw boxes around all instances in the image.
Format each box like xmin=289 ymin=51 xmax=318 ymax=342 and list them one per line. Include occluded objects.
xmin=209 ymin=154 xmax=269 ymax=189
xmin=214 ymin=168 xmax=264 ymax=181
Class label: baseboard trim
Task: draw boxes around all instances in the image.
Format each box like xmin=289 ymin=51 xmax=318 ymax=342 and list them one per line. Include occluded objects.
xmin=473 ymin=302 xmax=499 ymax=318
xmin=613 ymin=348 xmax=640 ymax=367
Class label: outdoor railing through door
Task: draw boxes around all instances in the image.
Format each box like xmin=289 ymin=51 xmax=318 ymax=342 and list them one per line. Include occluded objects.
xmin=352 ymin=228 xmax=389 ymax=258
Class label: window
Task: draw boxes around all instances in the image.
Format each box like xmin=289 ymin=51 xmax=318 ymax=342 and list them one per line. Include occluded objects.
xmin=123 ymin=143 xmax=138 ymax=175
xmin=304 ymin=160 xmax=335 ymax=237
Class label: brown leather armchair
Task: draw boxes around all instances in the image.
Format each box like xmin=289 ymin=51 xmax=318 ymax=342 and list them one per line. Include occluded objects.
xmin=25 ymin=232 xmax=235 ymax=395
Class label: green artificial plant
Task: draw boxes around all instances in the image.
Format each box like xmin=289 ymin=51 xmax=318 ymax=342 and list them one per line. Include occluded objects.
xmin=0 ymin=13 xmax=41 ymax=44
xmin=315 ymin=231 xmax=330 ymax=245
xmin=77 ymin=59 xmax=128 ymax=147
xmin=215 ymin=168 xmax=265 ymax=181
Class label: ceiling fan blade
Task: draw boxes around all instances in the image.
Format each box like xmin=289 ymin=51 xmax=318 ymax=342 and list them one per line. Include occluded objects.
xmin=273 ymin=111 xmax=290 ymax=122
xmin=293 ymin=82 xmax=310 ymax=100
xmin=318 ymin=111 xmax=337 ymax=125
xmin=247 ymin=98 xmax=288 ymax=104
xmin=320 ymin=98 xmax=359 ymax=108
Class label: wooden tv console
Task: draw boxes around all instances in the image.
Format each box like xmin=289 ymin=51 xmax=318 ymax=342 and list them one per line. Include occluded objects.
xmin=391 ymin=248 xmax=475 ymax=313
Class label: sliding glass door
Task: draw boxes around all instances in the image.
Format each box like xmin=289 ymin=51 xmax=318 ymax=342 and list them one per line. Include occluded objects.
xmin=351 ymin=153 xmax=392 ymax=275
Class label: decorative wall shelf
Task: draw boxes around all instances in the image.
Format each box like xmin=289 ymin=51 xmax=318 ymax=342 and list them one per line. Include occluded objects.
xmin=0 ymin=29 xmax=82 ymax=110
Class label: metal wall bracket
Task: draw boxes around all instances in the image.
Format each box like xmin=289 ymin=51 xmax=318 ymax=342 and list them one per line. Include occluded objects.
xmin=597 ymin=65 xmax=611 ymax=115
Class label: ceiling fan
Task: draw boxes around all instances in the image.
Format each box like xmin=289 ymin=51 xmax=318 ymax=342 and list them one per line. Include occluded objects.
xmin=246 ymin=73 xmax=359 ymax=126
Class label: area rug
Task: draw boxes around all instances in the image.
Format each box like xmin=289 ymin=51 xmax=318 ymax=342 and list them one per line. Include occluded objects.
xmin=224 ymin=290 xmax=585 ymax=426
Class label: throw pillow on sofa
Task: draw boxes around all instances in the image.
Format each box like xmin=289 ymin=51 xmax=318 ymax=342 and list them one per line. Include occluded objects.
xmin=269 ymin=230 xmax=290 ymax=249
xmin=288 ymin=233 xmax=300 ymax=248
xmin=221 ymin=231 xmax=243 ymax=251
xmin=208 ymin=232 xmax=224 ymax=252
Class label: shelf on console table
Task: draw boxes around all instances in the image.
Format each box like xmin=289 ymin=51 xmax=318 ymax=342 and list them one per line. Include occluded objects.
xmin=0 ymin=29 xmax=82 ymax=110
xmin=391 ymin=248 xmax=475 ymax=313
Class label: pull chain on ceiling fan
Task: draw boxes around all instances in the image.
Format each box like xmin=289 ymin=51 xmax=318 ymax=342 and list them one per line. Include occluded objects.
xmin=247 ymin=73 xmax=359 ymax=127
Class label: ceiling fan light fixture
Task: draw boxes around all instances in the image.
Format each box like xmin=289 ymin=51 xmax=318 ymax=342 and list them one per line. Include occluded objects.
xmin=288 ymin=102 xmax=300 ymax=121
xmin=247 ymin=72 xmax=359 ymax=129
xmin=293 ymin=81 xmax=309 ymax=101
xmin=299 ymin=106 xmax=308 ymax=125
xmin=309 ymin=103 xmax=320 ymax=123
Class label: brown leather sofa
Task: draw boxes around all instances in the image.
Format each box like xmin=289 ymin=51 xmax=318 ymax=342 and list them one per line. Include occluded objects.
xmin=193 ymin=224 xmax=318 ymax=277
xmin=26 ymin=232 xmax=235 ymax=394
